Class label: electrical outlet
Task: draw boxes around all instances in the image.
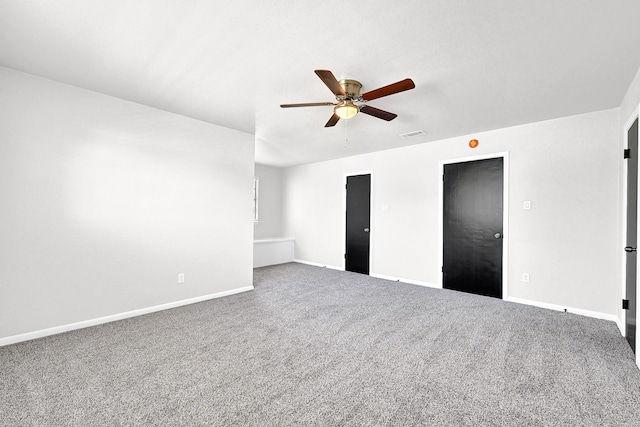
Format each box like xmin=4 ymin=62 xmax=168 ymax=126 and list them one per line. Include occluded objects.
xmin=522 ymin=273 xmax=530 ymax=283
xmin=178 ymin=273 xmax=185 ymax=284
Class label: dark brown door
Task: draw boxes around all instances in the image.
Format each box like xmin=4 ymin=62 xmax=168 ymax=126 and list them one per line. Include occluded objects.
xmin=443 ymin=158 xmax=504 ymax=298
xmin=346 ymin=174 xmax=371 ymax=274
xmin=626 ymin=118 xmax=638 ymax=353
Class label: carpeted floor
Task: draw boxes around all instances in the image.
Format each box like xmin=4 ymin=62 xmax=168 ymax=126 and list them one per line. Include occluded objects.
xmin=1 ymin=262 xmax=640 ymax=426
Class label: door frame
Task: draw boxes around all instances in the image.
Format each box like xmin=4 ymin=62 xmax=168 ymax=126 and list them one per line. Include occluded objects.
xmin=343 ymin=170 xmax=374 ymax=272
xmin=621 ymin=106 xmax=640 ymax=367
xmin=438 ymin=152 xmax=510 ymax=299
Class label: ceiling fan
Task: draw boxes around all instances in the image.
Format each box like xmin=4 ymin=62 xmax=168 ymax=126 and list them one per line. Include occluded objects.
xmin=280 ymin=69 xmax=415 ymax=127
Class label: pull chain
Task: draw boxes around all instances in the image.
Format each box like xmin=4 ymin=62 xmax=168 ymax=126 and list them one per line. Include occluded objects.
xmin=344 ymin=116 xmax=349 ymax=148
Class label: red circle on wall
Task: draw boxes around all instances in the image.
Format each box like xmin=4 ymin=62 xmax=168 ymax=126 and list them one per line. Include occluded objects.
xmin=469 ymin=139 xmax=479 ymax=148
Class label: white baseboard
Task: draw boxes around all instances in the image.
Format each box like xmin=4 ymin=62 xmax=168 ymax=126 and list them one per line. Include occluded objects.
xmin=293 ymin=259 xmax=344 ymax=271
xmin=370 ymin=272 xmax=440 ymax=289
xmin=0 ymin=286 xmax=254 ymax=347
xmin=505 ymin=296 xmax=622 ymax=330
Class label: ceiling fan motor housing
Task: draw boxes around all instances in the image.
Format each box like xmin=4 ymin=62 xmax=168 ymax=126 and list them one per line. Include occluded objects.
xmin=338 ymin=79 xmax=362 ymax=100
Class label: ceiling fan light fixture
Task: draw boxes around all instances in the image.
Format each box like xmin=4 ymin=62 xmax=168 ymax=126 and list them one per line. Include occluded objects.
xmin=334 ymin=101 xmax=359 ymax=119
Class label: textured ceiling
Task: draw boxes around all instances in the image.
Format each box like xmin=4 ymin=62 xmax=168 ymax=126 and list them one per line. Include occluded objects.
xmin=1 ymin=1 xmax=640 ymax=167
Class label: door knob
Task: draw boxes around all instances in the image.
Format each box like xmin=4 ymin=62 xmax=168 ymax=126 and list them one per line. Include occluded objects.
xmin=625 ymin=246 xmax=637 ymax=253
xmin=494 ymin=232 xmax=502 ymax=239
xmin=364 ymin=228 xmax=370 ymax=232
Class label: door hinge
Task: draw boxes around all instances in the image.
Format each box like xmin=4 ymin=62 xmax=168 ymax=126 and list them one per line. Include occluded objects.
xmin=623 ymin=299 xmax=630 ymax=310
xmin=344 ymin=253 xmax=347 ymax=259
xmin=624 ymin=149 xmax=631 ymax=159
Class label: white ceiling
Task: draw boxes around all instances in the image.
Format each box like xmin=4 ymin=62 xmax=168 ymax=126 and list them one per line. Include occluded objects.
xmin=1 ymin=1 xmax=640 ymax=167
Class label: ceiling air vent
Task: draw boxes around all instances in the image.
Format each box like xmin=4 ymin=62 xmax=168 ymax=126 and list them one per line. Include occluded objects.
xmin=399 ymin=130 xmax=425 ymax=138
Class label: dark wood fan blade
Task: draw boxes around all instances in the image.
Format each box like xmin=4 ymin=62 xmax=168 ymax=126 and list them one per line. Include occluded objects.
xmin=280 ymin=102 xmax=335 ymax=108
xmin=315 ymin=70 xmax=346 ymax=97
xmin=359 ymin=105 xmax=398 ymax=121
xmin=325 ymin=113 xmax=340 ymax=127
xmin=361 ymin=78 xmax=415 ymax=101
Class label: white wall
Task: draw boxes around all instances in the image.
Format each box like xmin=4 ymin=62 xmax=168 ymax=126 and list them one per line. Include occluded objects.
xmin=0 ymin=67 xmax=255 ymax=340
xmin=283 ymin=109 xmax=621 ymax=317
xmin=254 ymin=163 xmax=284 ymax=238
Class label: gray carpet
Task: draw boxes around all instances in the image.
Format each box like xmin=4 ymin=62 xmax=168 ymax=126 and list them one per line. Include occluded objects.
xmin=2 ymin=262 xmax=640 ymax=426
